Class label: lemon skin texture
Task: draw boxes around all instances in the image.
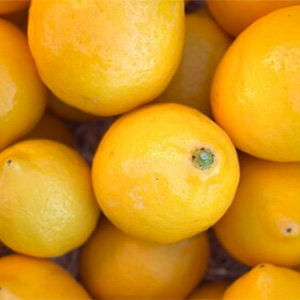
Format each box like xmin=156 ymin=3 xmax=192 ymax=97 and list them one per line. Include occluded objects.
xmin=211 ymin=6 xmax=300 ymax=161
xmin=157 ymin=8 xmax=231 ymax=117
xmin=223 ymin=264 xmax=300 ymax=300
xmin=206 ymin=0 xmax=300 ymax=37
xmin=188 ymin=281 xmax=230 ymax=299
xmin=48 ymin=92 xmax=96 ymax=121
xmin=0 ymin=254 xmax=91 ymax=299
xmin=22 ymin=112 xmax=75 ymax=147
xmin=0 ymin=19 xmax=46 ymax=151
xmin=0 ymin=139 xmax=100 ymax=258
xmin=92 ymin=103 xmax=239 ymax=243
xmin=0 ymin=0 xmax=29 ymax=15
xmin=28 ymin=0 xmax=185 ymax=116
xmin=215 ymin=153 xmax=300 ymax=268
xmin=79 ymin=219 xmax=209 ymax=300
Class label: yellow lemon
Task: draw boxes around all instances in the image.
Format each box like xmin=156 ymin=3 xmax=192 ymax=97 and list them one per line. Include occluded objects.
xmin=206 ymin=0 xmax=300 ymax=36
xmin=48 ymin=93 xmax=96 ymax=121
xmin=0 ymin=19 xmax=46 ymax=151
xmin=92 ymin=103 xmax=239 ymax=243
xmin=214 ymin=153 xmax=300 ymax=268
xmin=211 ymin=6 xmax=300 ymax=161
xmin=157 ymin=8 xmax=231 ymax=116
xmin=223 ymin=264 xmax=300 ymax=299
xmin=0 ymin=0 xmax=29 ymax=15
xmin=28 ymin=0 xmax=184 ymax=116
xmin=22 ymin=112 xmax=75 ymax=147
xmin=188 ymin=282 xmax=230 ymax=299
xmin=0 ymin=140 xmax=99 ymax=257
xmin=0 ymin=254 xmax=90 ymax=299
xmin=79 ymin=218 xmax=209 ymax=300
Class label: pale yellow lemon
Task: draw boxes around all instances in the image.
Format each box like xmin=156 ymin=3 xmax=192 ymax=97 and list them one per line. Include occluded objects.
xmin=0 ymin=19 xmax=46 ymax=151
xmin=28 ymin=0 xmax=184 ymax=116
xmin=79 ymin=218 xmax=209 ymax=300
xmin=92 ymin=103 xmax=239 ymax=243
xmin=0 ymin=254 xmax=91 ymax=299
xmin=0 ymin=140 xmax=99 ymax=257
xmin=157 ymin=8 xmax=231 ymax=116
xmin=223 ymin=264 xmax=300 ymax=299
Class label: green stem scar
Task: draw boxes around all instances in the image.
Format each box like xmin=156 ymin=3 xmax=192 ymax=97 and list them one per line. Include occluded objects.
xmin=192 ymin=148 xmax=214 ymax=170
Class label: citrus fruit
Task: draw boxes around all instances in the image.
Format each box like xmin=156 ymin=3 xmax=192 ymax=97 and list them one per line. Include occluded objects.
xmin=79 ymin=218 xmax=209 ymax=300
xmin=223 ymin=264 xmax=300 ymax=299
xmin=157 ymin=8 xmax=231 ymax=116
xmin=92 ymin=103 xmax=239 ymax=243
xmin=28 ymin=0 xmax=184 ymax=116
xmin=214 ymin=153 xmax=300 ymax=268
xmin=188 ymin=281 xmax=230 ymax=299
xmin=48 ymin=93 xmax=96 ymax=121
xmin=0 ymin=19 xmax=46 ymax=151
xmin=22 ymin=112 xmax=75 ymax=147
xmin=0 ymin=0 xmax=29 ymax=15
xmin=206 ymin=0 xmax=300 ymax=36
xmin=4 ymin=7 xmax=28 ymax=30
xmin=211 ymin=6 xmax=300 ymax=162
xmin=0 ymin=139 xmax=99 ymax=257
xmin=0 ymin=254 xmax=90 ymax=299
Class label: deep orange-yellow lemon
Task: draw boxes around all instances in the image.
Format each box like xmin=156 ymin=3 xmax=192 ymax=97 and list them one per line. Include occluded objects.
xmin=0 ymin=0 xmax=29 ymax=15
xmin=22 ymin=112 xmax=75 ymax=147
xmin=157 ymin=8 xmax=231 ymax=116
xmin=0 ymin=140 xmax=99 ymax=257
xmin=214 ymin=153 xmax=300 ymax=268
xmin=92 ymin=103 xmax=239 ymax=243
xmin=28 ymin=0 xmax=184 ymax=116
xmin=48 ymin=93 xmax=96 ymax=121
xmin=0 ymin=19 xmax=46 ymax=151
xmin=206 ymin=0 xmax=300 ymax=37
xmin=0 ymin=254 xmax=91 ymax=299
xmin=223 ymin=264 xmax=300 ymax=299
xmin=188 ymin=282 xmax=230 ymax=299
xmin=79 ymin=218 xmax=209 ymax=300
xmin=211 ymin=6 xmax=300 ymax=162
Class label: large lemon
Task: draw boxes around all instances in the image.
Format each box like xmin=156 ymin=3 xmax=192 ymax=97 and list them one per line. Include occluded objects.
xmin=92 ymin=103 xmax=239 ymax=243
xmin=28 ymin=0 xmax=184 ymax=116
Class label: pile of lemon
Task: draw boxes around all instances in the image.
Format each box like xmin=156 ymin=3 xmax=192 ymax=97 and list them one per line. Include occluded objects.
xmin=1 ymin=0 xmax=300 ymax=299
